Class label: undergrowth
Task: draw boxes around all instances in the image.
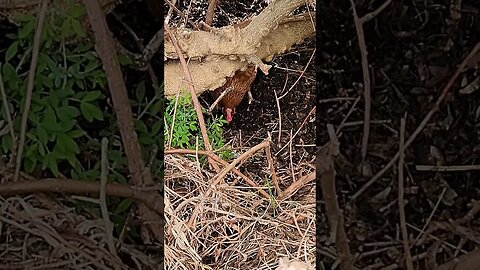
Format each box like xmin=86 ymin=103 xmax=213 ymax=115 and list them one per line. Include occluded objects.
xmin=164 ymin=94 xmax=233 ymax=160
xmin=0 ymin=3 xmax=161 ymax=235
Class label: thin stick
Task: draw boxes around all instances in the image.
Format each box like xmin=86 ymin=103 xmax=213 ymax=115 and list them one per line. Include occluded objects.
xmin=348 ymin=0 xmax=393 ymax=170
xmin=342 ymin=119 xmax=391 ymax=127
xmin=14 ymin=0 xmax=48 ymax=182
xmin=164 ymin=26 xmax=221 ymax=172
xmin=214 ymin=140 xmax=269 ymax=182
xmin=349 ymin=0 xmax=372 ymax=168
xmin=398 ymin=117 xmax=414 ymax=270
xmin=275 ymin=72 xmax=289 ymax=144
xmin=414 ymin=187 xmax=447 ymax=242
xmin=115 ymin=207 xmax=135 ymax=250
xmin=407 ymin=223 xmax=468 ymax=254
xmin=164 ymin=0 xmax=198 ymax=29
xmin=164 ymin=0 xmax=177 ymax=26
xmin=415 ymin=164 xmax=480 ymax=171
xmin=100 ymin=138 xmax=118 ymax=262
xmin=278 ymin=171 xmax=315 ymax=200
xmin=335 ymin=96 xmax=361 ymax=134
xmin=0 ymin=178 xmax=163 ymax=215
xmin=205 ymin=0 xmax=219 ymax=26
xmin=0 ymin=64 xmax=17 ymax=167
xmin=278 ymin=49 xmax=316 ymax=100
xmin=352 ymin=42 xmax=480 ymax=200
xmin=167 ymin=93 xmax=180 ymax=148
xmin=187 ymin=140 xmax=270 ymax=227
xmin=319 ymin=97 xmax=358 ymax=104
xmin=318 ymin=124 xmax=353 ymax=269
xmin=274 ymin=89 xmax=283 ymax=144
xmin=265 ymin=137 xmax=281 ymax=195
xmin=360 ymin=0 xmax=393 ymax=23
xmin=289 ymin=130 xmax=295 ymax=183
xmin=165 ymin=148 xmax=271 ymax=199
xmin=208 ymin=86 xmax=233 ymax=113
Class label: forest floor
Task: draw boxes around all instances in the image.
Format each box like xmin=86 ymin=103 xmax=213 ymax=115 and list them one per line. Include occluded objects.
xmin=318 ymin=0 xmax=480 ymax=269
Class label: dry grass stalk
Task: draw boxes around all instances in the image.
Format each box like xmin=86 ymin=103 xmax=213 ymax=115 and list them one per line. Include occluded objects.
xmin=164 ymin=150 xmax=315 ymax=269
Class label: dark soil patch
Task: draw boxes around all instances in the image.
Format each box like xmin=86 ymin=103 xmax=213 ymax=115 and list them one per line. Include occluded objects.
xmin=165 ymin=0 xmax=268 ymax=27
xmin=318 ymin=0 xmax=480 ymax=268
xmin=226 ymin=38 xmax=316 ymax=150
xmin=220 ymin=38 xmax=316 ymax=188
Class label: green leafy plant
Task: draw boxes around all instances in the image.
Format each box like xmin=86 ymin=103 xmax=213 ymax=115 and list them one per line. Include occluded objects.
xmin=164 ymin=94 xmax=232 ymax=160
xmin=0 ymin=3 xmax=159 ymax=180
xmin=0 ymin=2 xmax=161 ymax=238
xmin=1 ymin=5 xmax=108 ymax=176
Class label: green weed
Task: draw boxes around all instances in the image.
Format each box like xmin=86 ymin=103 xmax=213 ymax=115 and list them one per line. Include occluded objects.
xmin=164 ymin=94 xmax=233 ymax=160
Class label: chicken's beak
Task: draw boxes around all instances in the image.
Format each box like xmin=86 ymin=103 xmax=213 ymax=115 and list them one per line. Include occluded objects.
xmin=225 ymin=108 xmax=234 ymax=123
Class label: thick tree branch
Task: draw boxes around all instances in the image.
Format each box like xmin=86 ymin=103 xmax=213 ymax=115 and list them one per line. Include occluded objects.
xmin=165 ymin=13 xmax=315 ymax=97
xmin=82 ymin=0 xmax=163 ymax=242
xmin=0 ymin=178 xmax=163 ymax=215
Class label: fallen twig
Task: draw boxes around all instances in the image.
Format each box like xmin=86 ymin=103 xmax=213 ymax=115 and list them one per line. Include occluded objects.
xmin=349 ymin=0 xmax=371 ymax=169
xmin=165 ymin=0 xmax=198 ymax=29
xmin=415 ymin=164 xmax=480 ymax=171
xmin=100 ymin=138 xmax=118 ymax=264
xmin=349 ymin=0 xmax=392 ymax=171
xmin=265 ymin=137 xmax=281 ymax=195
xmin=167 ymin=93 xmax=180 ymax=148
xmin=165 ymin=148 xmax=271 ymax=199
xmin=398 ymin=117 xmax=414 ymax=270
xmin=414 ymin=187 xmax=447 ymax=243
xmin=278 ymin=170 xmax=315 ymax=200
xmin=319 ymin=124 xmax=353 ymax=269
xmin=208 ymin=86 xmax=234 ymax=113
xmin=274 ymin=72 xmax=289 ymax=144
xmin=0 ymin=178 xmax=163 ymax=215
xmin=276 ymin=106 xmax=315 ymax=155
xmin=335 ymin=97 xmax=361 ymax=134
xmin=187 ymin=139 xmax=271 ymax=227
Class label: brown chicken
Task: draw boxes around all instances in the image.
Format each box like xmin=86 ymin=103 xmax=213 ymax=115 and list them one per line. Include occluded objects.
xmin=211 ymin=65 xmax=257 ymax=123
